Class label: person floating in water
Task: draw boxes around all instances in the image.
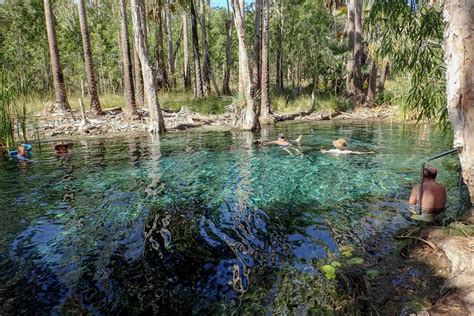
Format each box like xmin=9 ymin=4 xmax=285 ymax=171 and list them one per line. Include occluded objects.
xmin=257 ymin=133 xmax=302 ymax=154
xmin=408 ymin=166 xmax=446 ymax=221
xmin=9 ymin=144 xmax=32 ymax=161
xmin=55 ymin=142 xmax=72 ymax=155
xmin=320 ymin=138 xmax=375 ymax=155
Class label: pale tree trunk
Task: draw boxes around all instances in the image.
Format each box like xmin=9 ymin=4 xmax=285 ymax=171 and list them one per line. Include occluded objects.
xmin=190 ymin=0 xmax=204 ymax=98
xmin=119 ymin=0 xmax=137 ymax=116
xmin=237 ymin=0 xmax=245 ymax=96
xmin=443 ymin=0 xmax=474 ymax=203
xmin=260 ymin=0 xmax=271 ymax=119
xmin=252 ymin=0 xmax=261 ymax=100
xmin=366 ymin=59 xmax=377 ymax=104
xmin=154 ymin=5 xmax=169 ymax=89
xmin=78 ymin=0 xmax=102 ymax=115
xmin=182 ymin=13 xmax=191 ymax=89
xmin=131 ymin=0 xmax=166 ymax=133
xmin=231 ymin=0 xmax=258 ymax=131
xmin=345 ymin=0 xmax=355 ymax=95
xmin=164 ymin=0 xmax=175 ymax=88
xmin=222 ymin=2 xmax=233 ymax=95
xmin=353 ymin=0 xmax=364 ymax=95
xmin=200 ymin=0 xmax=211 ymax=96
xmin=44 ymin=0 xmax=70 ymax=112
xmin=275 ymin=0 xmax=284 ymax=94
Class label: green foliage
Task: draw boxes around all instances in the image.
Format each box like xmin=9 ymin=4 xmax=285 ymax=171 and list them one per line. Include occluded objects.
xmin=367 ymin=0 xmax=447 ymax=127
xmin=0 ymin=72 xmax=16 ymax=150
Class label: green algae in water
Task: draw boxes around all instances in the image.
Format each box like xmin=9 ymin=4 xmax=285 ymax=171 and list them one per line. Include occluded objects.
xmin=0 ymin=122 xmax=465 ymax=314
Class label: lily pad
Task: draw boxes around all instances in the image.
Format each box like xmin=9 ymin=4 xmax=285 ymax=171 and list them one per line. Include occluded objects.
xmin=346 ymin=257 xmax=364 ymax=265
xmin=322 ymin=265 xmax=336 ymax=280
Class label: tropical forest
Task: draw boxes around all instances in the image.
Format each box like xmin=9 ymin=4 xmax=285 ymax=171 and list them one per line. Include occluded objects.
xmin=0 ymin=0 xmax=472 ymax=314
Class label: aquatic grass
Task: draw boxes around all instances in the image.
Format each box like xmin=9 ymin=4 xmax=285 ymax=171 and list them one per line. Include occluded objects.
xmin=0 ymin=73 xmax=17 ymax=151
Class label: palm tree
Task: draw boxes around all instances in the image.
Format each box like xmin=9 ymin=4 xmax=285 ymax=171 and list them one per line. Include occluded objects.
xmin=222 ymin=0 xmax=233 ymax=95
xmin=260 ymin=0 xmax=271 ymax=119
xmin=353 ymin=0 xmax=364 ymax=94
xmin=78 ymin=0 xmax=103 ymax=115
xmin=119 ymin=0 xmax=137 ymax=116
xmin=130 ymin=0 xmax=166 ymax=133
xmin=182 ymin=13 xmax=191 ymax=89
xmin=345 ymin=0 xmax=355 ymax=95
xmin=190 ymin=0 xmax=204 ymax=98
xmin=44 ymin=0 xmax=70 ymax=112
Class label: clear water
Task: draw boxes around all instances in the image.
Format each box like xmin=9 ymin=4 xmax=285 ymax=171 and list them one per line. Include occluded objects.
xmin=0 ymin=121 xmax=464 ymax=314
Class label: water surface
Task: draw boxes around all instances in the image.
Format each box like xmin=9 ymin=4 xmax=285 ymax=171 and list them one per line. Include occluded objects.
xmin=0 ymin=121 xmax=462 ymax=314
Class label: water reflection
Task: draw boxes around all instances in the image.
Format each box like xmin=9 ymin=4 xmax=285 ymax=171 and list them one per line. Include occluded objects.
xmin=0 ymin=122 xmax=464 ymax=314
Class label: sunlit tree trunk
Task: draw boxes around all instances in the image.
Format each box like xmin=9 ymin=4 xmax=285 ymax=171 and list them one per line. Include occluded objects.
xmin=133 ymin=49 xmax=145 ymax=107
xmin=131 ymin=0 xmax=166 ymax=133
xmin=164 ymin=0 xmax=175 ymax=88
xmin=222 ymin=2 xmax=233 ymax=95
xmin=252 ymin=0 xmax=261 ymax=100
xmin=366 ymin=59 xmax=377 ymax=104
xmin=444 ymin=0 xmax=474 ymax=203
xmin=119 ymin=0 xmax=137 ymax=116
xmin=190 ymin=0 xmax=204 ymax=98
xmin=345 ymin=0 xmax=355 ymax=95
xmin=231 ymin=0 xmax=258 ymax=130
xmin=44 ymin=0 xmax=70 ymax=112
xmin=78 ymin=0 xmax=102 ymax=115
xmin=353 ymin=0 xmax=363 ymax=95
xmin=182 ymin=13 xmax=191 ymax=89
xmin=260 ymin=0 xmax=271 ymax=119
xmin=275 ymin=0 xmax=284 ymax=94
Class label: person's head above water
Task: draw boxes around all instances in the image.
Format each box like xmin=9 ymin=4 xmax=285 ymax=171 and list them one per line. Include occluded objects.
xmin=17 ymin=145 xmax=27 ymax=156
xmin=278 ymin=133 xmax=286 ymax=140
xmin=332 ymin=138 xmax=347 ymax=150
xmin=423 ymin=166 xmax=437 ymax=179
xmin=55 ymin=142 xmax=72 ymax=154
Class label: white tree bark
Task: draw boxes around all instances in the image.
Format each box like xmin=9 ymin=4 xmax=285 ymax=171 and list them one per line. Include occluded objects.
xmin=231 ymin=0 xmax=258 ymax=130
xmin=444 ymin=0 xmax=474 ymax=203
xmin=130 ymin=0 xmax=166 ymax=133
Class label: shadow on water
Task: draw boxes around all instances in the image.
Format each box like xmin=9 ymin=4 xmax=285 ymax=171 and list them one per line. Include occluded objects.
xmin=0 ymin=122 xmax=468 ymax=314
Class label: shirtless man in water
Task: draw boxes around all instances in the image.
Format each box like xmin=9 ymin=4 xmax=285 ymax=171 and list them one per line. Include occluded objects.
xmin=408 ymin=166 xmax=447 ymax=215
xmin=257 ymin=133 xmax=302 ymax=154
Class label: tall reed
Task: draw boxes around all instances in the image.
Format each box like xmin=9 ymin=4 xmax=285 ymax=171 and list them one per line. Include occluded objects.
xmin=0 ymin=73 xmax=16 ymax=151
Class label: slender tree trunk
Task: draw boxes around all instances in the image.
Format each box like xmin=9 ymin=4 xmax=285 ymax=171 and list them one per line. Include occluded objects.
xmin=44 ymin=0 xmax=70 ymax=112
xmin=190 ymin=0 xmax=204 ymax=98
xmin=252 ymin=0 xmax=262 ymax=99
xmin=353 ymin=0 xmax=363 ymax=95
xmin=164 ymin=0 xmax=175 ymax=88
xmin=444 ymin=0 xmax=474 ymax=203
xmin=199 ymin=0 xmax=211 ymax=96
xmin=345 ymin=0 xmax=355 ymax=95
xmin=276 ymin=0 xmax=284 ymax=94
xmin=366 ymin=59 xmax=377 ymax=104
xmin=154 ymin=5 xmax=169 ymax=89
xmin=377 ymin=60 xmax=389 ymax=93
xmin=182 ymin=13 xmax=191 ymax=89
xmin=119 ymin=0 xmax=137 ymax=116
xmin=260 ymin=0 xmax=271 ymax=119
xmin=134 ymin=49 xmax=145 ymax=107
xmin=130 ymin=0 xmax=166 ymax=133
xmin=231 ymin=0 xmax=258 ymax=131
xmin=222 ymin=3 xmax=233 ymax=95
xmin=78 ymin=0 xmax=102 ymax=115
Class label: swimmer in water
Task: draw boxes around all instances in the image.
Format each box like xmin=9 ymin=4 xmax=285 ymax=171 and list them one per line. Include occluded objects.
xmin=16 ymin=145 xmax=29 ymax=161
xmin=320 ymin=138 xmax=375 ymax=155
xmin=257 ymin=133 xmax=302 ymax=154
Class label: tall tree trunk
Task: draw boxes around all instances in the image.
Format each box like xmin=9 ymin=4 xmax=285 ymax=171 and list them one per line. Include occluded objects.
xmin=182 ymin=13 xmax=191 ymax=89
xmin=222 ymin=2 xmax=233 ymax=95
xmin=252 ymin=0 xmax=262 ymax=99
xmin=190 ymin=0 xmax=204 ymax=98
xmin=353 ymin=0 xmax=364 ymax=95
xmin=260 ymin=0 xmax=271 ymax=118
xmin=154 ymin=5 xmax=169 ymax=89
xmin=78 ymin=0 xmax=102 ymax=115
xmin=345 ymin=0 xmax=355 ymax=95
xmin=134 ymin=49 xmax=145 ymax=107
xmin=131 ymin=0 xmax=166 ymax=133
xmin=199 ymin=0 xmax=211 ymax=96
xmin=231 ymin=0 xmax=258 ymax=131
xmin=275 ymin=0 xmax=284 ymax=94
xmin=44 ymin=0 xmax=70 ymax=112
xmin=366 ymin=59 xmax=377 ymax=104
xmin=119 ymin=0 xmax=137 ymax=116
xmin=443 ymin=0 xmax=474 ymax=203
xmin=164 ymin=0 xmax=175 ymax=88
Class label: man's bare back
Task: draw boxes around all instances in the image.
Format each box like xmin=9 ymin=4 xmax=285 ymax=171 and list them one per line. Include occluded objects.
xmin=409 ymin=167 xmax=447 ymax=214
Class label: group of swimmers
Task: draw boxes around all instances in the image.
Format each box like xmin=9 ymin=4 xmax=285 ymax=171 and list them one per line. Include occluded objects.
xmin=10 ymin=142 xmax=72 ymax=161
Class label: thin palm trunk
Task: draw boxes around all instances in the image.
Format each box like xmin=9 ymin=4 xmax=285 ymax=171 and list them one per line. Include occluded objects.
xmin=377 ymin=60 xmax=389 ymax=93
xmin=154 ymin=5 xmax=169 ymax=89
xmin=134 ymin=49 xmax=145 ymax=107
xmin=130 ymin=0 xmax=166 ymax=133
xmin=44 ymin=0 xmax=70 ymax=112
xmin=119 ymin=0 xmax=137 ymax=116
xmin=222 ymin=2 xmax=233 ymax=95
xmin=78 ymin=0 xmax=102 ymax=115
xmin=252 ymin=0 xmax=261 ymax=100
xmin=260 ymin=0 xmax=271 ymax=118
xmin=164 ymin=0 xmax=175 ymax=88
xmin=366 ymin=59 xmax=377 ymax=104
xmin=199 ymin=0 xmax=211 ymax=96
xmin=444 ymin=0 xmax=474 ymax=203
xmin=190 ymin=0 xmax=204 ymax=98
xmin=345 ymin=0 xmax=355 ymax=95
xmin=353 ymin=0 xmax=363 ymax=95
xmin=182 ymin=13 xmax=191 ymax=89
xmin=276 ymin=0 xmax=284 ymax=94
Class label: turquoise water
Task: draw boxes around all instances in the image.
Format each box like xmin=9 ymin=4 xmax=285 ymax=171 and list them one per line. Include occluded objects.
xmin=0 ymin=122 xmax=463 ymax=313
